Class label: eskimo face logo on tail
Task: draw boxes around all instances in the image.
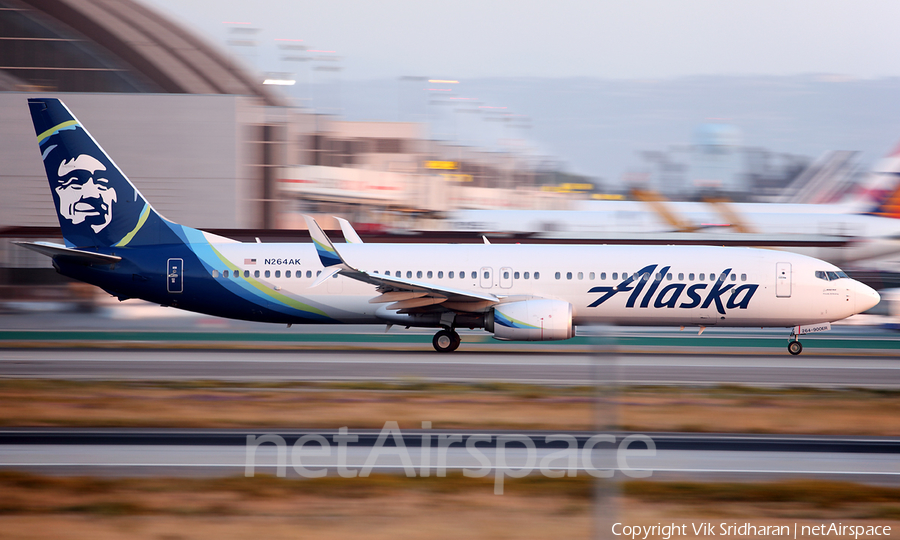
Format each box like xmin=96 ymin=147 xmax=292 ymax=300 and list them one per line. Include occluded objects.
xmin=53 ymin=154 xmax=117 ymax=233
xmin=587 ymin=264 xmax=759 ymax=315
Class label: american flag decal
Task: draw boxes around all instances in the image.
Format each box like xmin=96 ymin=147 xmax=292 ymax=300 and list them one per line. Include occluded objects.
xmin=245 ymin=258 xmax=256 ymax=265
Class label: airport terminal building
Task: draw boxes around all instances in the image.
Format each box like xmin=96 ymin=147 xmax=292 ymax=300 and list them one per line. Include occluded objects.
xmin=0 ymin=0 xmax=566 ymax=285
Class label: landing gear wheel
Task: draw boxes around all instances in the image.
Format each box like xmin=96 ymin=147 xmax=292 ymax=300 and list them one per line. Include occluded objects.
xmin=788 ymin=340 xmax=803 ymax=355
xmin=449 ymin=331 xmax=461 ymax=352
xmin=433 ymin=330 xmax=455 ymax=352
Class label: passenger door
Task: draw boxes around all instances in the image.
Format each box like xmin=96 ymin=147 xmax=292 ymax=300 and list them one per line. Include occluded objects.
xmin=480 ymin=267 xmax=493 ymax=289
xmin=776 ymin=262 xmax=791 ymax=298
xmin=499 ymin=267 xmax=513 ymax=289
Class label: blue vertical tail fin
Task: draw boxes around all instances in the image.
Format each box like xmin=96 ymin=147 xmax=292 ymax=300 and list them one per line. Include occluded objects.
xmin=28 ymin=98 xmax=170 ymax=248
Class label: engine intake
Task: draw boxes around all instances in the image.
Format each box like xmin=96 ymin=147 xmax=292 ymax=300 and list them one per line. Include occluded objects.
xmin=485 ymin=299 xmax=574 ymax=341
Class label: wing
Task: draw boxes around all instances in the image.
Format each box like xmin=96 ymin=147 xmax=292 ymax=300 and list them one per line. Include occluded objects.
xmin=303 ymin=215 xmax=498 ymax=312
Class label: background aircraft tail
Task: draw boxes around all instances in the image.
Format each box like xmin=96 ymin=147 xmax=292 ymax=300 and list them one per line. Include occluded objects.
xmin=28 ymin=98 xmax=171 ymax=249
xmin=863 ymin=146 xmax=900 ymax=218
xmin=844 ymin=142 xmax=900 ymax=217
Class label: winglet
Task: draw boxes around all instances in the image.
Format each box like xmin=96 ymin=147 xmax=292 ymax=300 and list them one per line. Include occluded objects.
xmin=303 ymin=215 xmax=345 ymax=267
xmin=336 ymin=217 xmax=364 ymax=244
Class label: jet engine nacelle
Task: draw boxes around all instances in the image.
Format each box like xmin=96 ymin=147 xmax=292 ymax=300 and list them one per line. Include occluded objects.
xmin=485 ymin=299 xmax=574 ymax=341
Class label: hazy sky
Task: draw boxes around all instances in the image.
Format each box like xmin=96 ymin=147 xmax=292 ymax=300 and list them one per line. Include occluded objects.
xmin=144 ymin=0 xmax=900 ymax=81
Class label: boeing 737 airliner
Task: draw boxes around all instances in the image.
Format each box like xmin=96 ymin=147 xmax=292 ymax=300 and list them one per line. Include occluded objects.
xmin=17 ymin=98 xmax=881 ymax=354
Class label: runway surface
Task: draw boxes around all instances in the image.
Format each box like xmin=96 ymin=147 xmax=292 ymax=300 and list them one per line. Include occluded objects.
xmin=2 ymin=429 xmax=898 ymax=482
xmin=1 ymin=348 xmax=899 ymax=387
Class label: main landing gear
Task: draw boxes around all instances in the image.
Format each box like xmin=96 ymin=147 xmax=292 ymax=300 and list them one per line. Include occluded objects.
xmin=787 ymin=333 xmax=803 ymax=355
xmin=433 ymin=329 xmax=461 ymax=352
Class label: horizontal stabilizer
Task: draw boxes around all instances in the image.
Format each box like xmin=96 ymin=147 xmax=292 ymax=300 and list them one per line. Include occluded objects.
xmin=14 ymin=241 xmax=121 ymax=264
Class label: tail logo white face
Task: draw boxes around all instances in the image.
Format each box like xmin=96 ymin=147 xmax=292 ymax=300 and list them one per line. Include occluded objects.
xmin=54 ymin=154 xmax=117 ymax=233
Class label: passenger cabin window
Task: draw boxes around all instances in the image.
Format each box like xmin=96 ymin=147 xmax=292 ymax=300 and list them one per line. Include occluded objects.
xmin=254 ymin=270 xmax=260 ymax=278
xmin=600 ymin=272 xmax=606 ymax=280
xmin=699 ymin=273 xmax=705 ymax=281
xmin=427 ymin=271 xmax=433 ymax=279
xmin=275 ymin=270 xmax=281 ymax=278
xmin=741 ymin=273 xmax=747 ymax=281
xmin=612 ymin=273 xmax=618 ymax=280
xmin=555 ymin=272 xmax=561 ymax=280
xmin=307 ymin=270 xmax=312 ymax=278
xmin=577 ymin=272 xmax=583 ymax=280
xmin=449 ymin=271 xmax=454 ymax=279
xmin=244 ymin=270 xmax=250 ymax=278
xmin=285 ymin=271 xmax=290 ymax=278
xmin=212 ymin=270 xmax=219 ymax=278
xmin=622 ymin=273 xmax=628 ymax=279
xmin=524 ymin=272 xmax=530 ymax=279
xmin=316 ymin=270 xmax=321 ymax=277
xmin=471 ymin=271 xmax=477 ymax=279
xmin=678 ymin=273 xmax=684 ymax=280
xmin=730 ymin=274 xmax=735 ymax=281
xmin=689 ymin=273 xmax=694 ymax=281
xmin=566 ymin=272 xmax=572 ymax=280
xmin=438 ymin=271 xmax=444 ymax=279
xmin=222 ymin=270 xmax=228 ymax=278
xmin=265 ymin=270 xmax=271 ymax=278
xmin=589 ymin=272 xmax=595 ymax=280
xmin=513 ymin=271 xmax=519 ymax=279
xmin=504 ymin=271 xmax=510 ymax=279
xmin=417 ymin=271 xmax=423 ymax=278
xmin=534 ymin=272 xmax=540 ymax=279
xmin=407 ymin=271 xmax=412 ymax=278
xmin=710 ymin=273 xmax=716 ymax=282
xmin=233 ymin=271 xmax=239 ymax=279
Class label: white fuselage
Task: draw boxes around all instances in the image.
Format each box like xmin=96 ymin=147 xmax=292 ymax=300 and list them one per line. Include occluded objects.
xmin=208 ymin=242 xmax=877 ymax=328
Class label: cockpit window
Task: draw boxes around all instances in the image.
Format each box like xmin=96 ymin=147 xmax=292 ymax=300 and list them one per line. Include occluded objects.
xmin=816 ymin=270 xmax=849 ymax=281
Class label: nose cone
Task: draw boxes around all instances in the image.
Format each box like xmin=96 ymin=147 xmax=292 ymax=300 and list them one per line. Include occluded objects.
xmin=854 ymin=281 xmax=881 ymax=313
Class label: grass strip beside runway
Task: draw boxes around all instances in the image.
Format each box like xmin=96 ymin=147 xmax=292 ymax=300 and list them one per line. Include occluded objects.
xmin=1 ymin=329 xmax=899 ymax=353
xmin=0 ymin=472 xmax=897 ymax=540
xmin=2 ymin=380 xmax=899 ymax=435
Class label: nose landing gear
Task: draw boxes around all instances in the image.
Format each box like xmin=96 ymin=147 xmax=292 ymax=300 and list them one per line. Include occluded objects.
xmin=433 ymin=329 xmax=461 ymax=352
xmin=788 ymin=334 xmax=803 ymax=355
